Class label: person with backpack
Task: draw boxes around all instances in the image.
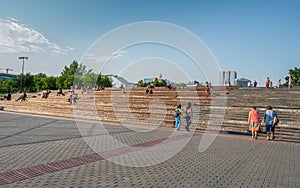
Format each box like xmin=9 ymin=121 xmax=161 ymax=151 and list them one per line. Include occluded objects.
xmin=174 ymin=104 xmax=182 ymax=131
xmin=263 ymin=106 xmax=278 ymax=140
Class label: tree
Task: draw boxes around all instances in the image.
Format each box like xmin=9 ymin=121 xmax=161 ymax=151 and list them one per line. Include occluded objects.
xmin=153 ymin=78 xmax=167 ymax=87
xmin=34 ymin=73 xmax=47 ymax=91
xmin=22 ymin=73 xmax=35 ymax=92
xmin=0 ymin=60 xmax=104 ymax=92
xmin=82 ymin=72 xmax=98 ymax=86
xmin=43 ymin=76 xmax=57 ymax=90
xmin=285 ymin=67 xmax=300 ymax=86
xmin=138 ymin=80 xmax=147 ymax=87
xmin=57 ymin=61 xmax=91 ymax=89
xmin=0 ymin=80 xmax=17 ymax=93
xmin=96 ymin=73 xmax=113 ymax=87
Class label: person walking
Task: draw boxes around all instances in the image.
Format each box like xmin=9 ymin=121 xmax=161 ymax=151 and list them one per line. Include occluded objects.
xmin=185 ymin=102 xmax=192 ymax=131
xmin=265 ymin=77 xmax=270 ymax=89
xmin=248 ymin=107 xmax=260 ymax=139
xmin=174 ymin=104 xmax=182 ymax=131
xmin=288 ymin=76 xmax=293 ymax=89
xmin=205 ymin=82 xmax=210 ymax=96
xmin=253 ymin=80 xmax=257 ymax=87
xmin=277 ymin=79 xmax=281 ymax=88
xmin=263 ymin=106 xmax=278 ymax=140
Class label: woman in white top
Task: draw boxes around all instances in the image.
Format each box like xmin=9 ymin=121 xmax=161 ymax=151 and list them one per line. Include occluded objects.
xmin=288 ymin=76 xmax=293 ymax=89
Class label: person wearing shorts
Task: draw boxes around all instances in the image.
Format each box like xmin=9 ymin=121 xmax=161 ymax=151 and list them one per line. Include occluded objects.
xmin=263 ymin=106 xmax=278 ymax=140
xmin=248 ymin=107 xmax=260 ymax=139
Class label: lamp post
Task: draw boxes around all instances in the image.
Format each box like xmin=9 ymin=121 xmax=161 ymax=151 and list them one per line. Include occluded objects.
xmin=18 ymin=56 xmax=28 ymax=92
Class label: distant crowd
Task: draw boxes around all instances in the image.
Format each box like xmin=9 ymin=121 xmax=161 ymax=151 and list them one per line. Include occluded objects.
xmin=247 ymin=76 xmax=294 ymax=89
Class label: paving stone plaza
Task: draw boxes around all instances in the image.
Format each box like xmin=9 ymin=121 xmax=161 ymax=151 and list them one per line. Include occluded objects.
xmin=0 ymin=111 xmax=299 ymax=187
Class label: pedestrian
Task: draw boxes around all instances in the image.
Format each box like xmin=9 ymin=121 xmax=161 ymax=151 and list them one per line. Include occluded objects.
xmin=185 ymin=102 xmax=192 ymax=131
xmin=174 ymin=104 xmax=182 ymax=131
xmin=253 ymin=80 xmax=257 ymax=87
xmin=277 ymin=79 xmax=281 ymax=88
xmin=205 ymin=81 xmax=210 ymax=96
xmin=248 ymin=106 xmax=260 ymax=139
xmin=120 ymin=84 xmax=126 ymax=94
xmin=247 ymin=81 xmax=252 ymax=87
xmin=265 ymin=77 xmax=270 ymax=89
xmin=149 ymin=88 xmax=153 ymax=94
xmin=288 ymin=76 xmax=293 ymax=89
xmin=263 ymin=106 xmax=278 ymax=140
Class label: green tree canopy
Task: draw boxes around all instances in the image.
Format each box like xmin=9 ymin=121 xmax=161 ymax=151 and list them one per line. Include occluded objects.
xmin=285 ymin=67 xmax=300 ymax=86
xmin=97 ymin=74 xmax=112 ymax=87
xmin=0 ymin=61 xmax=113 ymax=93
xmin=57 ymin=60 xmax=92 ymax=89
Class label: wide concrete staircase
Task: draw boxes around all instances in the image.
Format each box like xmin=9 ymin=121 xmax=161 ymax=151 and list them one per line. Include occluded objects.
xmin=222 ymin=87 xmax=300 ymax=141
xmin=1 ymin=86 xmax=299 ymax=141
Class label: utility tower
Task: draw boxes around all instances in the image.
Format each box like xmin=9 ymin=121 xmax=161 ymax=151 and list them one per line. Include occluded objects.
xmin=6 ymin=68 xmax=13 ymax=74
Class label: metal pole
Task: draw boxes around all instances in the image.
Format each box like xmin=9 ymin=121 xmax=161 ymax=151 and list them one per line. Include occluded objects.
xmin=21 ymin=59 xmax=24 ymax=92
xmin=19 ymin=57 xmax=28 ymax=92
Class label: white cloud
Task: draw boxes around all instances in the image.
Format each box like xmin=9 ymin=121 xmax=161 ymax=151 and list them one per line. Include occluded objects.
xmin=0 ymin=18 xmax=73 ymax=55
xmin=85 ymin=50 xmax=125 ymax=63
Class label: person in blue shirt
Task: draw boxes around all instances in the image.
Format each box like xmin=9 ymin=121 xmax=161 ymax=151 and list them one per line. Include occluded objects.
xmin=263 ymin=106 xmax=278 ymax=140
xmin=174 ymin=104 xmax=182 ymax=131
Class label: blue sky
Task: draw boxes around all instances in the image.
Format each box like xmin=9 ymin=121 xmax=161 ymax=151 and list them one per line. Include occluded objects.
xmin=0 ymin=0 xmax=299 ymax=85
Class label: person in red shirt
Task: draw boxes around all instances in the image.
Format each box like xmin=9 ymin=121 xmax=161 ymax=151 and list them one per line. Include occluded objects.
xmin=248 ymin=106 xmax=260 ymax=139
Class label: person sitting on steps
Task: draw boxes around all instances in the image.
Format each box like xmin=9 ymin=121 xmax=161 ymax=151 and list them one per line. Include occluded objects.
xmin=16 ymin=92 xmax=27 ymax=102
xmin=42 ymin=89 xmax=51 ymax=99
xmin=57 ymin=88 xmax=65 ymax=96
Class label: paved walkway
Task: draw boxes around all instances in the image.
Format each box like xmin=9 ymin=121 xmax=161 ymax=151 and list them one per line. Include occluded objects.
xmin=0 ymin=111 xmax=299 ymax=187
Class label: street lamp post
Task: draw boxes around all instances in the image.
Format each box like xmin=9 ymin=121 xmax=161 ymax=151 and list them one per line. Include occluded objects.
xmin=18 ymin=56 xmax=28 ymax=92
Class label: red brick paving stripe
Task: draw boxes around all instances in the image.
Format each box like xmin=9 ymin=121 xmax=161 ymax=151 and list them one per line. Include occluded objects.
xmin=0 ymin=133 xmax=192 ymax=186
xmin=0 ymin=171 xmax=28 ymax=183
xmin=0 ymin=175 xmax=10 ymax=184
xmin=18 ymin=167 xmax=46 ymax=177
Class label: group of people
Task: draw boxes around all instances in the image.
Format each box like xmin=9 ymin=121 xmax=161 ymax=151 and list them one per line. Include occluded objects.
xmin=248 ymin=106 xmax=279 ymax=140
xmin=265 ymin=77 xmax=279 ymax=88
xmin=174 ymin=103 xmax=192 ymax=131
xmin=248 ymin=76 xmax=293 ymax=89
xmin=173 ymin=102 xmax=279 ymax=140
xmin=265 ymin=76 xmax=293 ymax=89
xmin=0 ymin=92 xmax=11 ymax=101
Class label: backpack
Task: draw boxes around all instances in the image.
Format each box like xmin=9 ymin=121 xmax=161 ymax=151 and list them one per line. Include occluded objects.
xmin=273 ymin=116 xmax=279 ymax=125
xmin=174 ymin=109 xmax=179 ymax=117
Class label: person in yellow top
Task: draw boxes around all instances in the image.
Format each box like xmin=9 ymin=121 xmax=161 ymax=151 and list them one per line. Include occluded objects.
xmin=174 ymin=104 xmax=182 ymax=131
xmin=248 ymin=107 xmax=260 ymax=139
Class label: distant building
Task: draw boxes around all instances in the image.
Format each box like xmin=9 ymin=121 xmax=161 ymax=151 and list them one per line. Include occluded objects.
xmin=143 ymin=74 xmax=169 ymax=84
xmin=235 ymin=78 xmax=251 ymax=87
xmin=0 ymin=73 xmax=17 ymax=80
xmin=143 ymin=77 xmax=154 ymax=84
xmin=107 ymin=75 xmax=136 ymax=87
xmin=219 ymin=71 xmax=237 ymax=86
